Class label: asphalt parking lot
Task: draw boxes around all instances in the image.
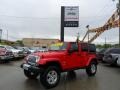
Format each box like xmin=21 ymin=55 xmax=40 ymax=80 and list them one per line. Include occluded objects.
xmin=0 ymin=60 xmax=120 ymax=90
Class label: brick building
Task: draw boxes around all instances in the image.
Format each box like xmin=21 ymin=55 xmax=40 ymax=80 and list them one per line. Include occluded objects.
xmin=22 ymin=38 xmax=60 ymax=47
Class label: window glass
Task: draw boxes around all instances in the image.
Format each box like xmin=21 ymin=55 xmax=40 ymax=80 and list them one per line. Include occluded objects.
xmin=0 ymin=46 xmax=5 ymax=49
xmin=70 ymin=42 xmax=78 ymax=51
xmin=81 ymin=43 xmax=88 ymax=51
xmin=89 ymin=44 xmax=96 ymax=52
xmin=81 ymin=43 xmax=96 ymax=52
xmin=105 ymin=48 xmax=120 ymax=54
xmin=49 ymin=42 xmax=68 ymax=51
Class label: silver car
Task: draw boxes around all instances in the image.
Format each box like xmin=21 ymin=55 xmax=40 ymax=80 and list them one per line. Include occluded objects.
xmin=103 ymin=48 xmax=120 ymax=66
xmin=116 ymin=55 xmax=120 ymax=66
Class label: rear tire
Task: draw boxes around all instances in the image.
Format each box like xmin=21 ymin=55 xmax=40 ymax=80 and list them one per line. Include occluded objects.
xmin=24 ymin=70 xmax=39 ymax=79
xmin=86 ymin=61 xmax=97 ymax=76
xmin=40 ymin=66 xmax=60 ymax=89
xmin=111 ymin=58 xmax=118 ymax=66
xmin=116 ymin=58 xmax=120 ymax=66
xmin=115 ymin=58 xmax=119 ymax=66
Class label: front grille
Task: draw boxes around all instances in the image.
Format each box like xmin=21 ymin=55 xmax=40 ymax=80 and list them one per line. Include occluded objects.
xmin=6 ymin=52 xmax=13 ymax=56
xmin=18 ymin=51 xmax=23 ymax=54
xmin=27 ymin=56 xmax=36 ymax=65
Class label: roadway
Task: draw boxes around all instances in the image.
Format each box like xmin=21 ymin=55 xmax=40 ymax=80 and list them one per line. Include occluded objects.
xmin=0 ymin=60 xmax=120 ymax=90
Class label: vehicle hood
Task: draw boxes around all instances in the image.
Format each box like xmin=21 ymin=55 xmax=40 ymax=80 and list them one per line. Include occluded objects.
xmin=9 ymin=49 xmax=21 ymax=53
xmin=104 ymin=53 xmax=120 ymax=60
xmin=33 ymin=51 xmax=66 ymax=58
xmin=105 ymin=53 xmax=120 ymax=57
xmin=29 ymin=50 xmax=36 ymax=53
xmin=110 ymin=53 xmax=120 ymax=58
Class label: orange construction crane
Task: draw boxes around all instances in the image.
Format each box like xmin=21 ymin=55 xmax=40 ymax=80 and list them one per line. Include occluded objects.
xmin=82 ymin=9 xmax=120 ymax=43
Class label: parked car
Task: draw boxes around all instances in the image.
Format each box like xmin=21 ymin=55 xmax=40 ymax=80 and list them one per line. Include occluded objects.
xmin=103 ymin=48 xmax=120 ymax=66
xmin=0 ymin=47 xmax=14 ymax=62
xmin=22 ymin=47 xmax=32 ymax=55
xmin=15 ymin=46 xmax=31 ymax=56
xmin=0 ymin=45 xmax=24 ymax=58
xmin=21 ymin=42 xmax=98 ymax=89
xmin=35 ymin=47 xmax=48 ymax=52
xmin=96 ymin=48 xmax=107 ymax=61
xmin=117 ymin=55 xmax=120 ymax=66
xmin=28 ymin=47 xmax=37 ymax=53
xmin=29 ymin=47 xmax=48 ymax=53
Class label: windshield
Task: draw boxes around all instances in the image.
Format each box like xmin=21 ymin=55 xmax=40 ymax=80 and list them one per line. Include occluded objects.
xmin=5 ymin=46 xmax=15 ymax=50
xmin=49 ymin=42 xmax=68 ymax=51
xmin=17 ymin=47 xmax=24 ymax=50
xmin=29 ymin=47 xmax=39 ymax=50
xmin=0 ymin=46 xmax=5 ymax=49
xmin=23 ymin=47 xmax=30 ymax=51
xmin=98 ymin=48 xmax=106 ymax=53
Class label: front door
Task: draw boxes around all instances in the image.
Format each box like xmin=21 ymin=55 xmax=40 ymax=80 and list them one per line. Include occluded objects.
xmin=66 ymin=42 xmax=81 ymax=69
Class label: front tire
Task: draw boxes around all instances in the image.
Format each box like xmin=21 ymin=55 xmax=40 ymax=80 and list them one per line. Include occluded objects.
xmin=40 ymin=66 xmax=60 ymax=89
xmin=86 ymin=61 xmax=97 ymax=76
xmin=24 ymin=70 xmax=39 ymax=79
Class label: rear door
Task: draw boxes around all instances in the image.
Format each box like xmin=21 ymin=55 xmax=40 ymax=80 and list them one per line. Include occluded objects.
xmin=80 ymin=43 xmax=89 ymax=67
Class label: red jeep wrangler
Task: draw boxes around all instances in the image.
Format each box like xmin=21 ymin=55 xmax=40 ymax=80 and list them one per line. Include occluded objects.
xmin=21 ymin=42 xmax=98 ymax=88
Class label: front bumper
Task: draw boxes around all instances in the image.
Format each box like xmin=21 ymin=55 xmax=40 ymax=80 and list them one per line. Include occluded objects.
xmin=21 ymin=63 xmax=44 ymax=73
xmin=103 ymin=56 xmax=115 ymax=64
xmin=0 ymin=55 xmax=14 ymax=60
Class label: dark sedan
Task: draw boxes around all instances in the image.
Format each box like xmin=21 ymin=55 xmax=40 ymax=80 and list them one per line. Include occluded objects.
xmin=96 ymin=48 xmax=107 ymax=62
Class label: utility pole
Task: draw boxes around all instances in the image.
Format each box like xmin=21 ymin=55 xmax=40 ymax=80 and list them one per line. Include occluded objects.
xmin=76 ymin=32 xmax=80 ymax=42
xmin=113 ymin=0 xmax=120 ymax=47
xmin=117 ymin=0 xmax=120 ymax=47
xmin=7 ymin=29 xmax=8 ymax=41
xmin=86 ymin=25 xmax=90 ymax=43
xmin=0 ymin=29 xmax=2 ymax=43
xmin=105 ymin=37 xmax=107 ymax=48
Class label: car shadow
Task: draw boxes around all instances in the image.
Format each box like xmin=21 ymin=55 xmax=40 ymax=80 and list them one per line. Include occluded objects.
xmin=23 ymin=78 xmax=46 ymax=90
xmin=101 ymin=63 xmax=120 ymax=68
xmin=66 ymin=71 xmax=77 ymax=81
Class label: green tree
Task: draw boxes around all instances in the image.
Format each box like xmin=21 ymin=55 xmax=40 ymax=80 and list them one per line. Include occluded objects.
xmin=15 ymin=40 xmax=24 ymax=46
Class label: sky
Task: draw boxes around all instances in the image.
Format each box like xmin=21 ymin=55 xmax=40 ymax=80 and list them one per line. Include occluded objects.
xmin=0 ymin=0 xmax=119 ymax=44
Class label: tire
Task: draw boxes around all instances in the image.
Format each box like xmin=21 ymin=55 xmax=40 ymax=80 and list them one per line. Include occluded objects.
xmin=40 ymin=66 xmax=60 ymax=89
xmin=86 ymin=61 xmax=97 ymax=76
xmin=116 ymin=58 xmax=120 ymax=66
xmin=24 ymin=70 xmax=39 ymax=79
xmin=115 ymin=58 xmax=119 ymax=66
xmin=111 ymin=58 xmax=118 ymax=66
